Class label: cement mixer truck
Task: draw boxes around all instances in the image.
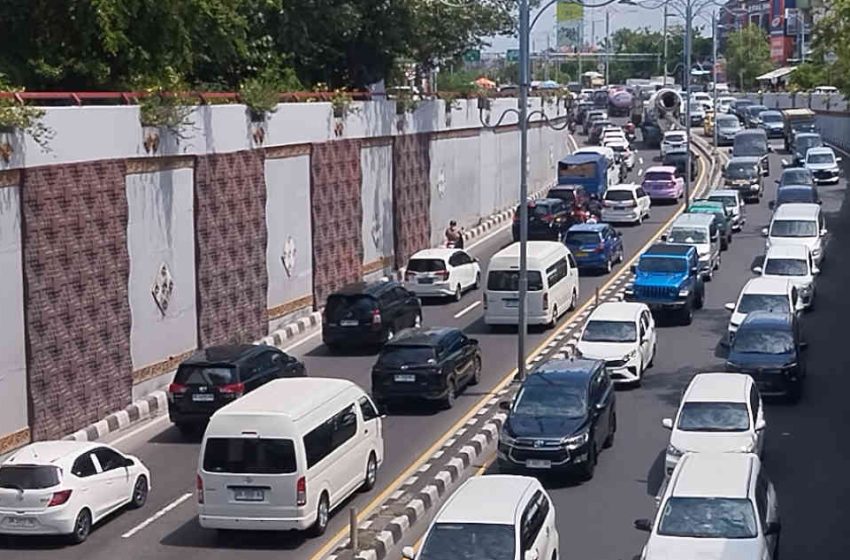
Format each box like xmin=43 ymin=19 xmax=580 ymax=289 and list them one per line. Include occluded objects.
xmin=607 ymin=88 xmax=634 ymax=117
xmin=640 ymin=88 xmax=683 ymax=148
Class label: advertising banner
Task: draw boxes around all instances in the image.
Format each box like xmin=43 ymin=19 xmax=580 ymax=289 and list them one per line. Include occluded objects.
xmin=770 ymin=0 xmax=785 ymax=36
xmin=556 ymin=1 xmax=584 ymax=51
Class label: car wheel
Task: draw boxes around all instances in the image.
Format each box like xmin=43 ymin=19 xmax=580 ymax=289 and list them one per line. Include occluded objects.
xmin=681 ymin=305 xmax=693 ymax=325
xmin=454 ymin=284 xmax=462 ymax=302
xmin=617 ymin=248 xmax=624 ymax=264
xmin=604 ymin=413 xmax=616 ymax=448
xmin=546 ymin=305 xmax=559 ymax=328
xmin=648 ymin=343 xmax=656 ymax=368
xmin=413 ymin=313 xmax=422 ymax=328
xmin=581 ymin=442 xmax=597 ymax=480
xmin=605 ymin=258 xmax=612 ymax=273
xmin=469 ymin=356 xmax=482 ymax=386
xmin=130 ymin=475 xmax=148 ymax=509
xmin=308 ymin=493 xmax=330 ymax=537
xmin=473 ymin=272 xmax=481 ymax=290
xmin=362 ymin=453 xmax=378 ymax=492
xmin=385 ymin=326 xmax=395 ymax=342
xmin=442 ymin=379 xmax=457 ymax=409
xmin=569 ymin=289 xmax=577 ymax=311
xmin=68 ymin=508 xmax=92 ymax=544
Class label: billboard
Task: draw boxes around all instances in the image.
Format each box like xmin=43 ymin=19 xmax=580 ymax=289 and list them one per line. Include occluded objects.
xmin=556 ymin=1 xmax=584 ymax=51
xmin=770 ymin=0 xmax=786 ymax=36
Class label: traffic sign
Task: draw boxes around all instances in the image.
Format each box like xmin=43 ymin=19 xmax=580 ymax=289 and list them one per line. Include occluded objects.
xmin=825 ymin=51 xmax=838 ymax=64
xmin=507 ymin=49 xmax=520 ymax=63
xmin=463 ymin=49 xmax=480 ymax=63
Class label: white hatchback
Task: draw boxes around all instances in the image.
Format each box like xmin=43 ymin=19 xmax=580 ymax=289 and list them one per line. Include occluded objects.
xmin=404 ymin=475 xmax=559 ymax=560
xmin=661 ymin=130 xmax=687 ymax=158
xmin=404 ymin=248 xmax=481 ymax=301
xmin=662 ymin=373 xmax=765 ymax=475
xmin=601 ymin=183 xmax=651 ymax=225
xmin=575 ymin=302 xmax=656 ymax=385
xmin=754 ymin=244 xmax=819 ymax=310
xmin=725 ymin=277 xmax=797 ymax=344
xmin=0 ymin=441 xmax=150 ymax=543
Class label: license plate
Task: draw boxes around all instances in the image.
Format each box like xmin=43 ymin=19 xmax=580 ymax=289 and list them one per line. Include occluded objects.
xmin=504 ymin=299 xmax=519 ymax=308
xmin=340 ymin=319 xmax=359 ymax=327
xmin=418 ymin=278 xmax=434 ymax=284
xmin=4 ymin=517 xmax=36 ymax=528
xmin=394 ymin=374 xmax=416 ymax=383
xmin=575 ymin=251 xmax=588 ymax=257
xmin=525 ymin=459 xmax=551 ymax=469
xmin=192 ymin=393 xmax=215 ymax=402
xmin=233 ymin=488 xmax=265 ymax=502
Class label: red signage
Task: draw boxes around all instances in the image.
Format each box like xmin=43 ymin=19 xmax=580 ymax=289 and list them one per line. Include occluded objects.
xmin=770 ymin=36 xmax=792 ymax=64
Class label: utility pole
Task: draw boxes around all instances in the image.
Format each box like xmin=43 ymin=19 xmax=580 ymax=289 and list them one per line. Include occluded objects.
xmin=517 ymin=0 xmax=530 ymax=382
xmin=662 ymin=3 xmax=669 ymax=85
xmin=545 ymin=34 xmax=551 ymax=82
xmin=684 ymin=0 xmax=692 ymax=210
xmin=712 ymin=11 xmax=719 ymax=150
xmin=605 ymin=10 xmax=610 ymax=85
xmin=578 ymin=18 xmax=584 ymax=79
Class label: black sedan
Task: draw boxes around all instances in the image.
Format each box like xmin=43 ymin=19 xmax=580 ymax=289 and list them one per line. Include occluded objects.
xmin=776 ymin=167 xmax=815 ymax=189
xmin=769 ymin=185 xmax=821 ymax=211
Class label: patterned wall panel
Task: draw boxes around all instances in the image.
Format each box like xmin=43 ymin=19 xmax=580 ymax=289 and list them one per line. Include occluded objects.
xmin=310 ymin=140 xmax=364 ymax=305
xmin=22 ymin=161 xmax=132 ymax=440
xmin=195 ymin=151 xmax=268 ymax=346
xmin=392 ymin=134 xmax=431 ymax=269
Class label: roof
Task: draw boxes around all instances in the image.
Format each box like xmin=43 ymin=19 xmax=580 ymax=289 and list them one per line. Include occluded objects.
xmin=183 ymin=344 xmax=262 ymax=366
xmin=437 ymin=475 xmax=535 ymax=524
xmin=690 ymin=199 xmax=724 ymax=209
xmin=707 ymin=189 xmax=740 ymax=198
xmin=772 ymin=202 xmax=821 ymax=220
xmin=807 ymin=146 xmax=835 ymax=156
xmin=213 ymin=378 xmax=357 ymax=420
xmin=4 ymin=441 xmax=98 ymax=466
xmin=643 ymin=243 xmax=694 ymax=257
xmin=735 ymin=129 xmax=767 ymax=137
xmin=760 ymin=110 xmax=782 ymax=117
xmin=559 ymin=153 xmax=605 ymax=165
xmin=663 ymin=130 xmax=686 ymax=137
xmin=550 ymin=184 xmax=585 ymax=192
xmin=727 ymin=156 xmax=761 ymax=165
xmin=606 ymin=183 xmax=639 ymax=192
xmin=779 ymin=167 xmax=812 ymax=176
xmin=645 ymin=165 xmax=677 ymax=174
xmin=409 ymin=248 xmax=462 ymax=260
xmin=386 ymin=327 xmax=457 ymax=347
xmin=588 ymin=302 xmax=645 ymax=322
xmin=765 ymin=244 xmax=809 ymax=260
xmin=672 ymin=213 xmax=715 ymax=226
xmin=781 ymin=108 xmax=815 ymax=117
xmin=671 ymin=453 xmax=755 ymax=498
xmin=492 ymin=241 xmax=566 ymax=263
xmin=739 ymin=310 xmax=795 ymax=330
xmin=685 ymin=373 xmax=750 ymax=403
xmin=777 ymin=185 xmax=816 ymax=195
xmin=332 ymin=279 xmax=398 ymax=297
xmin=568 ymin=223 xmax=607 ymax=233
xmin=795 ymin=132 xmax=821 ymax=140
xmin=743 ymin=276 xmax=792 ymax=295
xmin=530 ymin=358 xmax=602 ymax=384
xmin=756 ymin=66 xmax=797 ymax=81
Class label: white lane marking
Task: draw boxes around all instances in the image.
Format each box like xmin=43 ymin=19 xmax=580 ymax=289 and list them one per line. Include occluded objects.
xmin=109 ymin=414 xmax=169 ymax=448
xmin=454 ymin=301 xmax=481 ymax=319
xmin=282 ymin=329 xmax=323 ymax=353
xmin=637 ymin=168 xmax=644 ymax=176
xmin=122 ymin=492 xmax=193 ymax=538
xmin=466 ymin=221 xmax=511 ymax=251
xmin=638 ymin=157 xmax=644 ymax=165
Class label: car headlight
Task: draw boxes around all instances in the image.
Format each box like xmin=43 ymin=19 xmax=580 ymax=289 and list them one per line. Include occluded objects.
xmin=561 ymin=431 xmax=590 ymax=449
xmin=500 ymin=430 xmax=516 ymax=446
xmin=812 ymin=247 xmax=822 ymax=256
xmin=667 ymin=444 xmax=684 ymax=458
xmin=799 ymin=284 xmax=813 ymax=294
xmin=678 ymin=288 xmax=690 ymax=297
xmin=623 ymin=349 xmax=638 ymax=362
xmin=738 ymin=440 xmax=756 ymax=453
xmin=625 ymin=284 xmax=635 ymax=295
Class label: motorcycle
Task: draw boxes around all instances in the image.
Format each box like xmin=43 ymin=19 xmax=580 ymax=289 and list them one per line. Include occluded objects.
xmin=623 ymin=121 xmax=636 ymax=142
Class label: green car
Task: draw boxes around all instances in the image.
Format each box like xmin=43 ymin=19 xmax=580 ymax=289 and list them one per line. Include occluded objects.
xmin=687 ymin=199 xmax=733 ymax=250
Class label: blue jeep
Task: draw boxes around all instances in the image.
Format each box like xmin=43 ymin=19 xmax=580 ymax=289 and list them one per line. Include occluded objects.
xmin=624 ymin=243 xmax=705 ymax=325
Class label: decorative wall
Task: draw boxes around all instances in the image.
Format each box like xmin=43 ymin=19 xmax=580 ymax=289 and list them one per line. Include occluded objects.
xmin=360 ymin=144 xmax=395 ymax=272
xmin=195 ymin=151 xmax=268 ymax=346
xmin=392 ymin=134 xmax=431 ymax=269
xmin=22 ymin=161 xmax=132 ymax=440
xmin=429 ymin=133 xmax=482 ymax=247
xmin=310 ymin=140 xmax=364 ymax=305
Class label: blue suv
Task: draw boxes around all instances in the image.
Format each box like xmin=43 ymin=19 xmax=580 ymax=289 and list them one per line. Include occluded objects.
xmin=624 ymin=243 xmax=705 ymax=325
xmin=564 ymin=223 xmax=624 ymax=273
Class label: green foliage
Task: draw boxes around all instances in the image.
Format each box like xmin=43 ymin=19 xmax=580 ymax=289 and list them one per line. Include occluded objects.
xmin=0 ymin=73 xmax=53 ymax=149
xmin=136 ymin=68 xmax=194 ymax=132
xmin=239 ymin=67 xmax=302 ymax=120
xmin=789 ymin=62 xmax=828 ymax=91
xmin=438 ymin=69 xmax=483 ymax=97
xmin=792 ymin=0 xmax=850 ymax=96
xmin=724 ymin=26 xmax=773 ymax=91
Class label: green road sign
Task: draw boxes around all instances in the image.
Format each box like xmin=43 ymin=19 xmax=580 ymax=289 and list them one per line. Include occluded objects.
xmin=463 ymin=49 xmax=481 ymax=63
xmin=507 ymin=49 xmax=520 ymax=63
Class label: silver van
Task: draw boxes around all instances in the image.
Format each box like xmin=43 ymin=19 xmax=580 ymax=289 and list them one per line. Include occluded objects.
xmin=664 ymin=213 xmax=721 ymax=280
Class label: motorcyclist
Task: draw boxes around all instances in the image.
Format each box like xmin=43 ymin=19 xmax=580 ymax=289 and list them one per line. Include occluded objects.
xmin=587 ymin=194 xmax=603 ymax=222
xmin=445 ymin=220 xmax=464 ymax=249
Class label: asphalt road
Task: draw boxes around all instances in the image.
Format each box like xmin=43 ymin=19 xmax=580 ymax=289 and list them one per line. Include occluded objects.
xmin=395 ymin=132 xmax=849 ymax=560
xmin=0 ymin=125 xmax=710 ymax=560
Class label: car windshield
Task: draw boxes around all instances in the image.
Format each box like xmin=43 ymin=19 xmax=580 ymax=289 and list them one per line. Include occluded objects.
xmin=776 ymin=188 xmax=815 ymax=204
xmin=566 ymin=231 xmax=602 ymax=245
xmin=761 ymin=113 xmax=782 ymax=123
xmin=737 ymin=294 xmax=790 ymax=314
xmin=677 ymin=402 xmax=750 ymax=432
xmin=605 ymin=190 xmax=635 ymax=201
xmin=665 ymin=133 xmax=686 ymax=143
xmin=528 ymin=203 xmax=557 ymax=218
xmin=658 ymin=497 xmax=758 ymax=539
xmin=549 ymin=189 xmax=576 ymax=203
xmin=764 ymin=258 xmax=808 ymax=276
xmin=582 ymin=320 xmax=637 ymax=343
xmin=770 ymin=219 xmax=818 ymax=238
xmin=748 ymin=106 xmax=767 ymax=116
xmin=708 ymin=195 xmax=737 ymax=209
xmin=488 ymin=270 xmax=543 ymax=292
xmin=717 ymin=117 xmax=739 ymax=128
xmin=174 ymin=365 xmax=237 ymax=386
xmin=731 ymin=329 xmax=795 ymax=354
xmin=203 ymin=438 xmax=297 ymax=474
xmin=796 ymin=137 xmax=822 ymax=152
xmin=513 ymin=384 xmax=586 ymax=418
xmin=0 ymin=465 xmax=61 ymax=490
xmin=668 ymin=227 xmax=708 ymax=244
xmin=639 ymin=256 xmax=687 ymax=273
xmin=807 ymin=153 xmax=835 ymax=165
xmin=689 ymin=103 xmax=703 ymax=112
xmin=725 ymin=163 xmax=758 ymax=179
xmin=378 ymin=346 xmax=436 ymax=367
xmin=645 ymin=172 xmax=673 ymax=181
xmin=407 ymin=258 xmax=447 ymax=273
xmin=419 ymin=523 xmax=515 ymax=560
xmin=733 ymin=136 xmax=767 ymax=156
xmin=779 ymin=170 xmax=813 ymax=186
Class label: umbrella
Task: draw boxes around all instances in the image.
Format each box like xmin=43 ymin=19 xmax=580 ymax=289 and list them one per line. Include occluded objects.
xmin=475 ymin=77 xmax=497 ymax=89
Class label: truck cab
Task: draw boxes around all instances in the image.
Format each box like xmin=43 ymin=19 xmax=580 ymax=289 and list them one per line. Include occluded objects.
xmin=624 ymin=243 xmax=705 ymax=325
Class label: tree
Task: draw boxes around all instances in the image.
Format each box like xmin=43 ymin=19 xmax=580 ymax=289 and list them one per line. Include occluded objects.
xmin=792 ymin=0 xmax=850 ymax=95
xmin=724 ymin=25 xmax=772 ymax=91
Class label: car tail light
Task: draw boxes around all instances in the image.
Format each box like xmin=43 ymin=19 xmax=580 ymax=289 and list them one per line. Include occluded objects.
xmin=603 ymin=200 xmax=613 ymax=208
xmin=543 ymin=292 xmax=549 ymax=311
xmin=405 ymin=270 xmax=416 ymax=281
xmin=513 ymin=212 xmax=520 ymax=223
xmin=218 ymin=383 xmax=245 ymax=396
xmin=624 ymin=200 xmax=637 ymax=208
xmin=167 ymin=383 xmax=187 ymax=402
xmin=483 ymin=293 xmax=488 ymax=310
xmin=47 ymin=490 xmax=72 ymax=507
xmin=435 ymin=270 xmax=449 ymax=281
xmin=596 ymin=242 xmax=606 ymax=252
xmin=296 ymin=476 xmax=307 ymax=506
xmin=196 ymin=475 xmax=204 ymax=504
xmin=371 ymin=308 xmax=382 ymax=329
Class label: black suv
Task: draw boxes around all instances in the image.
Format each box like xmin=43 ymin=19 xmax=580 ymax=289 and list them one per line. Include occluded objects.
xmin=371 ymin=327 xmax=481 ymax=410
xmin=546 ymin=185 xmax=591 ymax=224
xmin=512 ymin=198 xmax=572 ymax=242
xmin=497 ymin=359 xmax=616 ymax=480
xmin=323 ymin=281 xmax=422 ymax=351
xmin=168 ymin=345 xmax=306 ymax=432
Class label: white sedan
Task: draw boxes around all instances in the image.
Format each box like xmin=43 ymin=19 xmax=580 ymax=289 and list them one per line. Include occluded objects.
xmin=660 ymin=130 xmax=687 ymax=158
xmin=0 ymin=441 xmax=150 ymax=543
xmin=404 ymin=248 xmax=481 ymax=301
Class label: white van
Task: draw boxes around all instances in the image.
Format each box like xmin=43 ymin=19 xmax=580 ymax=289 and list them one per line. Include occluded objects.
xmin=197 ymin=378 xmax=384 ymax=536
xmin=664 ymin=213 xmax=720 ymax=279
xmin=484 ymin=241 xmax=579 ymax=328
xmin=762 ymin=202 xmax=827 ymax=266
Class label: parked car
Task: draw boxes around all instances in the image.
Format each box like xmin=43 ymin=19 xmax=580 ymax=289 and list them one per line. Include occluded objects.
xmin=663 ymin=150 xmax=698 ymax=182
xmin=687 ymin=199 xmax=734 ymax=250
xmin=789 ymin=132 xmax=823 ymax=166
xmin=512 ymin=198 xmax=573 ymax=242
xmin=322 ymin=281 xmax=422 ymax=351
xmin=546 ymin=184 xmax=592 ymax=224
xmin=625 ymin=243 xmax=705 ymax=325
xmin=769 ymin=185 xmax=821 ymax=211
xmin=660 ymin=130 xmax=687 ymax=158
xmin=707 ymin=189 xmax=746 ymax=231
xmin=634 ymin=453 xmax=780 ymax=560
xmin=0 ymin=441 xmax=150 ymax=543
xmin=804 ymin=146 xmax=842 ymax=185
xmin=497 ymin=359 xmax=616 ymax=479
xmin=775 ymin=167 xmax=814 ymax=189
xmin=754 ymin=244 xmax=819 ymax=310
xmin=661 ymin=373 xmax=765 ymax=475
xmin=722 ymin=156 xmax=764 ymax=202
xmin=574 ymin=302 xmax=656 ymax=385
xmin=763 ymin=202 xmax=827 ymax=266
xmin=724 ymin=277 xmax=797 ymax=345
xmin=403 ymin=475 xmax=559 ymax=560
xmin=642 ymin=166 xmax=684 ymax=203
xmin=714 ymin=114 xmax=743 ymax=146
xmin=601 ymin=183 xmax=651 ymax=225
xmin=564 ymin=223 xmax=624 ymax=273
xmin=168 ymin=344 xmax=306 ymax=432
xmin=404 ymin=248 xmax=481 ymax=301
xmin=726 ymin=311 xmax=807 ymax=402
xmin=758 ymin=110 xmax=784 ymax=138
xmin=371 ymin=327 xmax=481 ymax=410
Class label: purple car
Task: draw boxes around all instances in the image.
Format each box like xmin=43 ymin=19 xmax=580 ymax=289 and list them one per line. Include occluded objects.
xmin=641 ymin=166 xmax=684 ymax=202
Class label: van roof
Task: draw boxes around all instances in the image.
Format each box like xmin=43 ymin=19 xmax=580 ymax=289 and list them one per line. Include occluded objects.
xmin=671 ymin=453 xmax=755 ymax=498
xmin=672 ymin=213 xmax=715 ymax=227
xmin=438 ymin=475 xmax=536 ymax=524
xmin=490 ymin=241 xmax=567 ymax=268
xmin=735 ymin=129 xmax=767 ymax=138
xmin=587 ymin=302 xmax=645 ymax=322
xmin=211 ymin=378 xmax=358 ymax=421
xmin=772 ymin=202 xmax=821 ymax=220
xmin=684 ymin=373 xmax=750 ymax=403
xmin=765 ymin=244 xmax=809 ymax=260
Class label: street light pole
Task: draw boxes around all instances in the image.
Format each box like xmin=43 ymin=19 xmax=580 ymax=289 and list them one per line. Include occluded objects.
xmin=662 ymin=3 xmax=668 ymax=85
xmin=605 ymin=10 xmax=610 ymax=85
xmin=517 ymin=0 xmax=530 ymax=382
xmin=712 ymin=11 xmax=718 ymax=150
xmin=684 ymin=0 xmax=692 ymax=210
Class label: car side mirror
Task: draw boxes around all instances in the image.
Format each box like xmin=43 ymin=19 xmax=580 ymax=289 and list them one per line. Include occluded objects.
xmin=123 ymin=457 xmax=135 ymax=467
xmin=761 ymin=227 xmax=769 ymax=237
xmin=800 ymin=340 xmax=809 ymax=350
xmin=764 ymin=521 xmax=781 ymax=536
xmin=634 ymin=518 xmax=653 ymax=532
xmin=768 ymin=201 xmax=775 ymax=210
xmin=837 ymin=157 xmax=843 ymax=163
xmin=728 ymin=148 xmax=733 ymax=154
xmin=781 ymin=158 xmax=789 ymax=167
xmin=499 ymin=400 xmax=511 ymax=411
xmin=662 ymin=418 xmax=673 ymax=429
xmin=755 ymin=418 xmax=767 ymax=431
xmin=820 ymin=228 xmax=828 ymax=236
xmin=752 ymin=265 xmax=763 ymax=274
xmin=725 ymin=302 xmax=736 ymax=312
xmin=812 ymin=266 xmax=821 ymax=275
xmin=661 ymin=233 xmax=668 ymax=241
xmin=768 ymin=145 xmax=775 ymax=153
xmin=524 ymin=550 xmax=539 ymax=560
xmin=402 ymin=546 xmax=416 ymax=560
xmin=690 ymin=267 xmax=699 ymax=275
